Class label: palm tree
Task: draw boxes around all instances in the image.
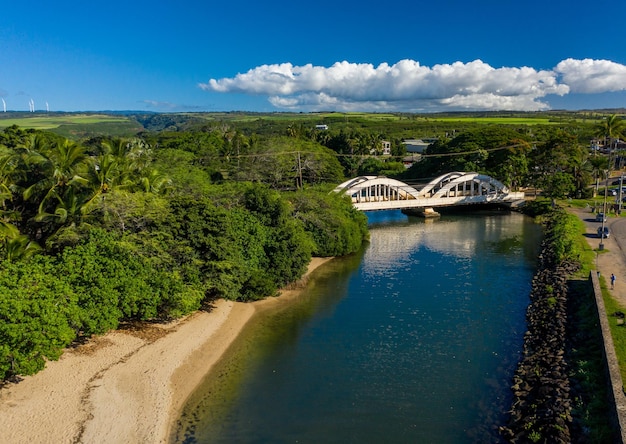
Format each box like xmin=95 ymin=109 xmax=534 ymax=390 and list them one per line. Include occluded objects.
xmin=80 ymin=153 xmax=119 ymax=214
xmin=22 ymin=138 xmax=88 ymax=213
xmin=596 ymin=114 xmax=626 ymax=152
xmin=100 ymin=137 xmax=153 ymax=189
xmin=568 ymin=143 xmax=593 ymax=198
xmin=589 ymin=156 xmax=609 ymax=197
xmin=137 ymin=168 xmax=172 ymax=194
xmin=0 ymin=148 xmax=21 ymax=213
xmin=0 ymin=221 xmax=41 ymax=262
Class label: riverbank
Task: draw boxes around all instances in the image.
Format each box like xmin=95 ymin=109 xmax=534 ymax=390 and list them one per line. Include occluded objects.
xmin=0 ymin=257 xmax=334 ymax=444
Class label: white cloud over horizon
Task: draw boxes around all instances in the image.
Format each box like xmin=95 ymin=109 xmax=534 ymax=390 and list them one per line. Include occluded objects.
xmin=199 ymin=58 xmax=626 ymax=112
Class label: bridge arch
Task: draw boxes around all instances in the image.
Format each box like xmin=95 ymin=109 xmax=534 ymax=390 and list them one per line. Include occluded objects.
xmin=334 ymin=172 xmax=523 ymax=211
xmin=418 ymin=172 xmax=510 ymax=199
xmin=333 ymin=176 xmax=421 ymax=203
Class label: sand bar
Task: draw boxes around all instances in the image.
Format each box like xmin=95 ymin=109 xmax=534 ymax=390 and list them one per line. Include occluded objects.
xmin=0 ymin=257 xmax=333 ymax=444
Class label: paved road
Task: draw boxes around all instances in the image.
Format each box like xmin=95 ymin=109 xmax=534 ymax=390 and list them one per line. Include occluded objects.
xmin=570 ymin=206 xmax=626 ymax=307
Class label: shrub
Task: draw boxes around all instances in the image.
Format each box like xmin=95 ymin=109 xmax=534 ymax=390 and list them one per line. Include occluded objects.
xmin=0 ymin=256 xmax=78 ymax=380
xmin=289 ymin=188 xmax=369 ymax=257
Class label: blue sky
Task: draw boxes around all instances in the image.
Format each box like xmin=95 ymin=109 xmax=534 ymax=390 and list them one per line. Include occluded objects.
xmin=2 ymin=0 xmax=626 ymax=113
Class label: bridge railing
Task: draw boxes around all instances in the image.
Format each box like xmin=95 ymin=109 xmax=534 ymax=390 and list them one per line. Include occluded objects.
xmin=352 ymin=192 xmax=525 ymax=211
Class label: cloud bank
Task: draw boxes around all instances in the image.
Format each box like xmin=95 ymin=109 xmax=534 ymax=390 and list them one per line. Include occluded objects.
xmin=199 ymin=58 xmax=626 ymax=112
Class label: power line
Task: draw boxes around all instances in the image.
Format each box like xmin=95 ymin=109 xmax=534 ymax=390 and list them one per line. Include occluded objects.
xmin=417 ymin=143 xmax=528 ymax=158
xmin=214 ymin=143 xmax=530 ymax=160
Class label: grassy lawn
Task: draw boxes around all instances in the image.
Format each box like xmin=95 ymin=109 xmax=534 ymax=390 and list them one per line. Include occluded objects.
xmin=599 ymin=278 xmax=626 ymax=381
xmin=567 ymin=200 xmax=626 ymax=382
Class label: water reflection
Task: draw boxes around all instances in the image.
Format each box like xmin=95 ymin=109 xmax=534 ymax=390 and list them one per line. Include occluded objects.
xmin=175 ymin=211 xmax=542 ymax=443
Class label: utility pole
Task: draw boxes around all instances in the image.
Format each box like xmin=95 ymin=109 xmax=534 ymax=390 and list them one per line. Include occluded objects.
xmin=600 ymin=148 xmax=613 ymax=250
xmin=297 ymin=151 xmax=303 ymax=190
xmin=619 ymin=174 xmax=624 ymax=214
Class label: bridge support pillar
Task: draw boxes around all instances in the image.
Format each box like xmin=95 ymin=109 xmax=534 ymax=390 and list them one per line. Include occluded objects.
xmin=402 ymin=207 xmax=441 ymax=218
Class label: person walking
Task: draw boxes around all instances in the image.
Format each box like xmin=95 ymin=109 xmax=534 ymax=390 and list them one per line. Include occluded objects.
xmin=611 ymin=273 xmax=616 ymax=289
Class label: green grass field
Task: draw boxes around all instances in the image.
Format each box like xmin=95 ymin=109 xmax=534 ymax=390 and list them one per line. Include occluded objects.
xmin=0 ymin=113 xmax=145 ymax=139
xmin=425 ymin=116 xmax=560 ymax=125
xmin=0 ymin=113 xmax=131 ymax=130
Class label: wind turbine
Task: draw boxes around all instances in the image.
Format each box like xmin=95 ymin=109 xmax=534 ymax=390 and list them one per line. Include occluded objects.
xmin=46 ymin=101 xmax=49 ymax=112
xmin=1 ymin=98 xmax=5 ymax=112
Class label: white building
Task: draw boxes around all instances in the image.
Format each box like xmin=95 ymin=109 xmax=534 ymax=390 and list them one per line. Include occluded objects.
xmin=402 ymin=138 xmax=435 ymax=154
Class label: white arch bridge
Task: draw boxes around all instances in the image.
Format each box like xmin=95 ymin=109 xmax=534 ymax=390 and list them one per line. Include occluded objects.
xmin=333 ymin=172 xmax=525 ymax=213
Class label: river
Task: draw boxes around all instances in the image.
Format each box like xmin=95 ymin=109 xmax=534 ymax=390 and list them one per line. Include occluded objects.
xmin=174 ymin=209 xmax=543 ymax=443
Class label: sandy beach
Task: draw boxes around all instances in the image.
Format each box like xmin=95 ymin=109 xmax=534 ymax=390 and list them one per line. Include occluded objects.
xmin=0 ymin=257 xmax=333 ymax=444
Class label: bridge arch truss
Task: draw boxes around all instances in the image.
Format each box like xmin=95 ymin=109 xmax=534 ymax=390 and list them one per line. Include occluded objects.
xmin=333 ymin=172 xmax=524 ymax=211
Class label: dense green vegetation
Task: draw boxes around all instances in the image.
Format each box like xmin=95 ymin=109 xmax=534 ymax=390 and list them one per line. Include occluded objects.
xmin=0 ymin=109 xmax=624 ymax=413
xmin=0 ymin=124 xmax=367 ymax=381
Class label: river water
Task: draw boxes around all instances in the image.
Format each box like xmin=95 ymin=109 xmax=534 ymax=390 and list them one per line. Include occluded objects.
xmin=174 ymin=210 xmax=543 ymax=443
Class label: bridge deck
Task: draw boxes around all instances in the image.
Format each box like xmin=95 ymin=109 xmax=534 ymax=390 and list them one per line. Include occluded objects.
xmin=352 ymin=192 xmax=526 ymax=211
xmin=335 ymin=172 xmax=525 ymax=212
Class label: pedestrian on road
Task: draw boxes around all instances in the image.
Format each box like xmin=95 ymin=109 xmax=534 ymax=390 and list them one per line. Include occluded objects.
xmin=611 ymin=273 xmax=616 ymax=289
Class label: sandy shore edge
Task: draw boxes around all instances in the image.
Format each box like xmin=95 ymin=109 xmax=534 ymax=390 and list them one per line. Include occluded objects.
xmin=0 ymin=257 xmax=333 ymax=444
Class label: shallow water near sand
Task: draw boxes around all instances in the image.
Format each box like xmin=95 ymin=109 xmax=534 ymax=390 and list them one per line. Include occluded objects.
xmin=174 ymin=210 xmax=542 ymax=443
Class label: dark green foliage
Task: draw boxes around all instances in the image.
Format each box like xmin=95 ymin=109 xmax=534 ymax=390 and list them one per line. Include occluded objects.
xmin=403 ymin=126 xmax=531 ymax=185
xmin=357 ymin=157 xmax=406 ymax=177
xmin=529 ymin=130 xmax=589 ymax=199
xmin=58 ymin=228 xmax=203 ymax=334
xmin=162 ymin=186 xmax=314 ymax=301
xmin=540 ymin=207 xmax=584 ymax=265
xmin=521 ymin=199 xmax=554 ymax=217
xmin=59 ymin=229 xmax=155 ymax=334
xmin=0 ymin=112 xmax=612 ymax=383
xmin=264 ymin=217 xmax=313 ymax=287
xmin=228 ymin=136 xmax=345 ymax=190
xmin=0 ymin=256 xmax=78 ymax=380
xmin=244 ymin=183 xmax=291 ymax=226
xmin=289 ymin=187 xmax=369 ymax=257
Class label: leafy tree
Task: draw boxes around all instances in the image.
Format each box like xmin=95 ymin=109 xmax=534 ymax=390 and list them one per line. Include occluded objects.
xmin=541 ymin=172 xmax=576 ymax=204
xmin=92 ymin=189 xmax=170 ymax=234
xmin=528 ymin=131 xmax=581 ymax=202
xmin=289 ymin=187 xmax=368 ymax=257
xmin=231 ymin=137 xmax=344 ymax=189
xmin=403 ymin=127 xmax=531 ymax=184
xmin=242 ymin=184 xmax=313 ymax=287
xmin=163 ymin=192 xmax=271 ymax=301
xmin=152 ymin=148 xmax=218 ymax=194
xmin=0 ymin=123 xmax=373 ymax=382
xmin=59 ymin=228 xmax=201 ymax=334
xmin=0 ymin=256 xmax=78 ymax=379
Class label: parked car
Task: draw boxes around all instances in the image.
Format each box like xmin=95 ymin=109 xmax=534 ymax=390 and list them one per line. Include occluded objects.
xmin=596 ymin=212 xmax=607 ymax=222
xmin=598 ymin=226 xmax=610 ymax=238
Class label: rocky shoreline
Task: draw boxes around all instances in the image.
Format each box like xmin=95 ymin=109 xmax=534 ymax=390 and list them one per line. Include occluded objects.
xmin=499 ymin=238 xmax=580 ymax=443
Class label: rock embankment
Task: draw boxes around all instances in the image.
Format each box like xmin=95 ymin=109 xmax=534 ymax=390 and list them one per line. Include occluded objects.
xmin=500 ymin=239 xmax=580 ymax=443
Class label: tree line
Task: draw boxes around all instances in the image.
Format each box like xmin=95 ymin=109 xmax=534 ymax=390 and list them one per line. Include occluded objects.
xmin=1 ymin=111 xmax=624 ymax=382
xmin=0 ymin=125 xmax=368 ymax=381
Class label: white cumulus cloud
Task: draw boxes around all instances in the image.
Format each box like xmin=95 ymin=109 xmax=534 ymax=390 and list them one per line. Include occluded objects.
xmin=554 ymin=58 xmax=626 ymax=94
xmin=199 ymin=58 xmax=626 ymax=112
